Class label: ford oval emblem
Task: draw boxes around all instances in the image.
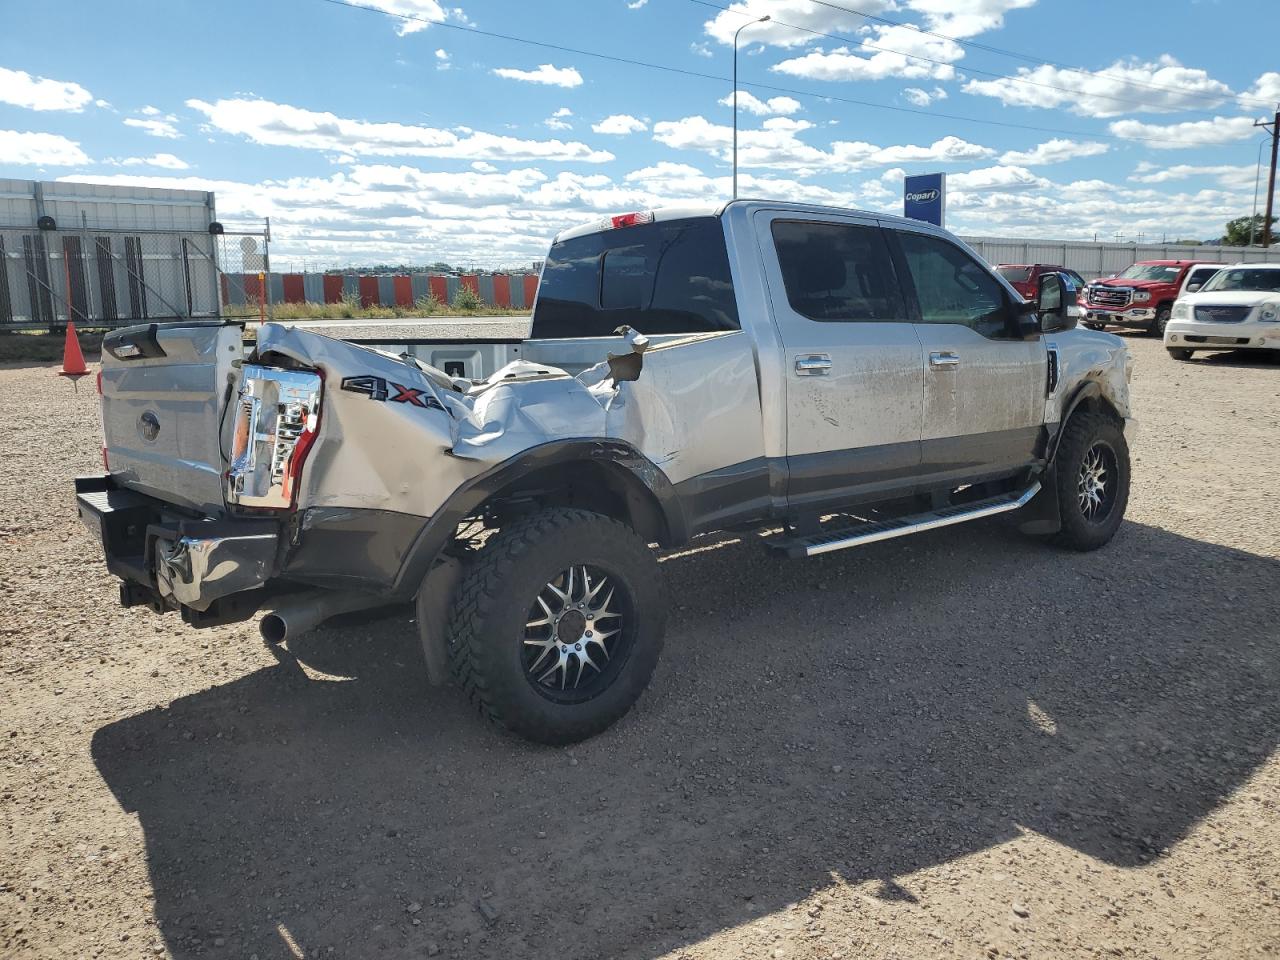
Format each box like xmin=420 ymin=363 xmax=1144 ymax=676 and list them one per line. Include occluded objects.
xmin=138 ymin=410 xmax=161 ymax=443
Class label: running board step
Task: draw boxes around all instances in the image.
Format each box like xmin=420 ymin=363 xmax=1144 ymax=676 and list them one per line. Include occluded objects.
xmin=765 ymin=483 xmax=1041 ymax=559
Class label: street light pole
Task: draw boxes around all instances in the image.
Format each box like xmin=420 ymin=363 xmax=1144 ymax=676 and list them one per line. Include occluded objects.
xmin=733 ymin=14 xmax=770 ymax=200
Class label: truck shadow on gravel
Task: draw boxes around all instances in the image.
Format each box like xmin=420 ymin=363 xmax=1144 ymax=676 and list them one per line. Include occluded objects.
xmin=91 ymin=518 xmax=1280 ymax=960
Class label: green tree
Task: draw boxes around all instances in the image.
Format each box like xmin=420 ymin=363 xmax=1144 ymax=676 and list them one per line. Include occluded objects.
xmin=1221 ymin=214 xmax=1278 ymax=246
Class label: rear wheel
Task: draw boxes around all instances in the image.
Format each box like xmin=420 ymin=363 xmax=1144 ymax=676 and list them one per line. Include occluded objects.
xmin=1052 ymin=412 xmax=1130 ymax=551
xmin=1168 ymin=348 xmax=1194 ymax=362
xmin=1152 ymin=304 xmax=1172 ymax=337
xmin=447 ymin=507 xmax=666 ymax=745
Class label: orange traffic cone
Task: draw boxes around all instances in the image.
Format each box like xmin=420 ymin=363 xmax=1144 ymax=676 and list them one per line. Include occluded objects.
xmin=59 ymin=322 xmax=89 ymax=379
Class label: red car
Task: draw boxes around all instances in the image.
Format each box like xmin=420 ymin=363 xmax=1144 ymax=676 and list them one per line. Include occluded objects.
xmin=996 ymin=263 xmax=1087 ymax=301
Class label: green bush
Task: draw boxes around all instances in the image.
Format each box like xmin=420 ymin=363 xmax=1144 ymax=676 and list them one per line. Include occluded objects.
xmin=451 ymin=285 xmax=483 ymax=312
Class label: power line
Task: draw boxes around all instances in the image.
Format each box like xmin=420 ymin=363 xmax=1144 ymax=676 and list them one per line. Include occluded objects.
xmin=311 ymin=0 xmax=1217 ymax=147
xmin=792 ymin=0 xmax=1278 ymax=109
xmin=689 ymin=0 xmax=1262 ymax=116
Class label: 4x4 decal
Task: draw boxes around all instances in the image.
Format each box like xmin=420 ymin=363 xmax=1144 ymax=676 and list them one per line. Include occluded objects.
xmin=341 ymin=375 xmax=444 ymax=411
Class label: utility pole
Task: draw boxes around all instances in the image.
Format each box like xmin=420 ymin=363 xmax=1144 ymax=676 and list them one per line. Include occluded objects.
xmin=1256 ymin=109 xmax=1279 ymax=248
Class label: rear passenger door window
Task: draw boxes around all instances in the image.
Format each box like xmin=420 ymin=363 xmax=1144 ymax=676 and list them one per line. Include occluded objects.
xmin=771 ymin=220 xmax=905 ymax=322
xmin=895 ymin=232 xmax=1010 ymax=339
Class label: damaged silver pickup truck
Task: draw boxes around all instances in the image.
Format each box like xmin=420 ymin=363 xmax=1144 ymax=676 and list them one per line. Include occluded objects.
xmin=77 ymin=200 xmax=1135 ymax=744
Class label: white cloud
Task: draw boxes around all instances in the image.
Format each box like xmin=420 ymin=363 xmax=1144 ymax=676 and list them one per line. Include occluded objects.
xmin=186 ymin=97 xmax=614 ymax=163
xmin=772 ymin=25 xmax=964 ymax=84
xmin=627 ymin=0 xmax=648 ymax=7
xmin=0 ymin=129 xmax=90 ymax=166
xmin=361 ymin=0 xmax=449 ymax=35
xmin=544 ymin=107 xmax=574 ymax=131
xmin=125 ymin=116 xmax=181 ymax=139
xmin=1244 ymin=71 xmax=1280 ymax=105
xmin=702 ymin=0 xmax=890 ymax=48
xmin=719 ymin=91 xmax=802 ymax=116
xmin=999 ymin=138 xmax=1108 ymax=166
xmin=118 ymin=152 xmax=190 ymax=170
xmin=905 ymin=0 xmax=1036 ymax=38
xmin=491 ymin=64 xmax=583 ymax=88
xmin=0 ymin=67 xmax=94 ymax=112
xmin=903 ymin=86 xmax=948 ymax=107
xmin=948 ymin=165 xmax=1048 ymax=192
xmin=963 ymin=56 xmax=1234 ymax=118
xmin=434 ymin=49 xmax=451 ymax=70
xmin=1108 ymin=115 xmax=1258 ymax=149
xmin=690 ymin=42 xmax=714 ymax=58
xmin=592 ymin=114 xmax=648 ymax=135
xmin=703 ymin=0 xmax=1026 ymax=52
xmin=471 ymin=161 xmax=497 ymax=172
xmin=1128 ymin=162 xmax=1257 ymax=190
xmin=140 ymin=105 xmax=162 ymax=116
xmin=652 ymin=114 xmax=991 ymax=173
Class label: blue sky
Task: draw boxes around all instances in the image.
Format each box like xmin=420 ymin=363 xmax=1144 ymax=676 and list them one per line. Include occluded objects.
xmin=1 ymin=0 xmax=1277 ymax=267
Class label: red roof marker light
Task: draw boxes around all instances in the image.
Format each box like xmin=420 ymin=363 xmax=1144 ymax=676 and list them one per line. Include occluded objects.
xmin=610 ymin=211 xmax=654 ymax=229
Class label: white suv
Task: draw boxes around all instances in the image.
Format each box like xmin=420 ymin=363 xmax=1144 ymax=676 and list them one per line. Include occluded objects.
xmin=1165 ymin=262 xmax=1280 ymax=361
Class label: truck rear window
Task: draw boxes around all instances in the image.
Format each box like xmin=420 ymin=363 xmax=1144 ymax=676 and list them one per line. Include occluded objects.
xmin=532 ymin=217 xmax=739 ymax=339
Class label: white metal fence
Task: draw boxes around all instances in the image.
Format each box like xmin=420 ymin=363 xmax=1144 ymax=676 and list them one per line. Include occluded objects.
xmin=960 ymin=236 xmax=1280 ymax=280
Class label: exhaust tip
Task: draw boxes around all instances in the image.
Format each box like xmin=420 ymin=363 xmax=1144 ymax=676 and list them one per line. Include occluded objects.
xmin=260 ymin=613 xmax=288 ymax=645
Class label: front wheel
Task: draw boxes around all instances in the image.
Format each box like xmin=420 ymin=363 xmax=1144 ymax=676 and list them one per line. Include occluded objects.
xmin=1151 ymin=304 xmax=1172 ymax=337
xmin=1168 ymin=348 xmax=1194 ymax=362
xmin=1051 ymin=412 xmax=1130 ymax=551
xmin=447 ymin=507 xmax=666 ymax=744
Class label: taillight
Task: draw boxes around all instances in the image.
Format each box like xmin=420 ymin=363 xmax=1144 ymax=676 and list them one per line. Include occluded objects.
xmin=226 ymin=365 xmax=323 ymax=510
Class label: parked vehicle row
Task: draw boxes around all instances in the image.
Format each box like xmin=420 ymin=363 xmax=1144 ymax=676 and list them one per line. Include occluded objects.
xmin=79 ymin=201 xmax=1135 ymax=744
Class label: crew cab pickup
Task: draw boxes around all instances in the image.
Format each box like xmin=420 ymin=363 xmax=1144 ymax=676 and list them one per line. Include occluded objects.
xmin=1083 ymin=260 xmax=1222 ymax=336
xmin=77 ymin=201 xmax=1136 ymax=744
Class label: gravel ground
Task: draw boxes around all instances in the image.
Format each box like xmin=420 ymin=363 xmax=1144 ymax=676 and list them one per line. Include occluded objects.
xmin=1 ymin=335 xmax=1278 ymax=960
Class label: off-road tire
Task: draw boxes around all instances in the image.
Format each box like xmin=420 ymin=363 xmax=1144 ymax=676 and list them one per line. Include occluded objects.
xmin=446 ymin=507 xmax=666 ymax=745
xmin=1152 ymin=304 xmax=1172 ymax=337
xmin=1168 ymin=348 xmax=1194 ymax=362
xmin=1052 ymin=412 xmax=1130 ymax=551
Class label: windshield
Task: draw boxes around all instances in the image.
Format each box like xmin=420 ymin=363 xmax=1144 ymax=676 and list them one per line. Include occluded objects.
xmin=997 ymin=266 xmax=1032 ymax=282
xmin=1200 ymin=267 xmax=1280 ymax=294
xmin=1118 ymin=264 xmax=1181 ymax=282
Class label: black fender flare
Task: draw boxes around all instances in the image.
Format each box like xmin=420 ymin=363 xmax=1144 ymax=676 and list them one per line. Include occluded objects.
xmin=389 ymin=439 xmax=687 ymax=600
xmin=1022 ymin=380 xmax=1103 ymax=536
xmin=1045 ymin=380 xmax=1102 ymax=466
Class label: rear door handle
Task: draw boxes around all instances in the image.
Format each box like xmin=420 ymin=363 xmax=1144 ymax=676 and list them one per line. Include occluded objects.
xmin=795 ymin=354 xmax=832 ymax=376
xmin=929 ymin=351 xmax=960 ymax=368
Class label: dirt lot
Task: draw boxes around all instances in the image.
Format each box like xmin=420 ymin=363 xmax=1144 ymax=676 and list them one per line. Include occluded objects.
xmin=2 ymin=335 xmax=1278 ymax=960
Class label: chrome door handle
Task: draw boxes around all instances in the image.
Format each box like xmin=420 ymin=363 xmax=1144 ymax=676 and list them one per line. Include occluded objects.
xmin=929 ymin=351 xmax=960 ymax=367
xmin=795 ymin=354 xmax=832 ymax=376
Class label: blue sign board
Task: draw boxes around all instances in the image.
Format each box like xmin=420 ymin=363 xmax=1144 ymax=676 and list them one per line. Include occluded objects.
xmin=904 ymin=173 xmax=946 ymax=227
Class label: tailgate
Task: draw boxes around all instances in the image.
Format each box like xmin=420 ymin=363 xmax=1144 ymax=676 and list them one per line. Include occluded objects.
xmin=100 ymin=322 xmax=243 ymax=514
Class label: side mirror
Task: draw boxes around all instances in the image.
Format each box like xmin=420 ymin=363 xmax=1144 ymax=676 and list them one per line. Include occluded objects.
xmin=1187 ymin=282 xmax=1202 ymax=293
xmin=1037 ymin=272 xmax=1077 ymax=333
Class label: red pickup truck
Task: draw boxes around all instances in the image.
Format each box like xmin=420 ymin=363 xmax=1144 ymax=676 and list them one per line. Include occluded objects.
xmin=1083 ymin=260 xmax=1223 ymax=336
